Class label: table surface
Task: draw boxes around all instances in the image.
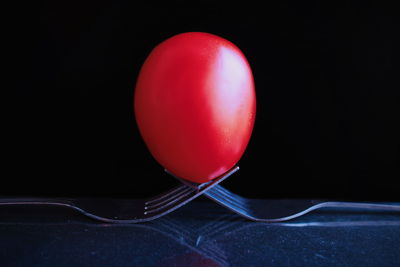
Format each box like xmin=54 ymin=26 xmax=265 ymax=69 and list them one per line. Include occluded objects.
xmin=1 ymin=199 xmax=399 ymax=267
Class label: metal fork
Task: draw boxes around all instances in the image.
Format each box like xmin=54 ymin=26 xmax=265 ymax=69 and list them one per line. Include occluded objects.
xmin=204 ymin=185 xmax=400 ymax=222
xmin=0 ymin=167 xmax=239 ymax=223
xmin=167 ymin=168 xmax=400 ymax=222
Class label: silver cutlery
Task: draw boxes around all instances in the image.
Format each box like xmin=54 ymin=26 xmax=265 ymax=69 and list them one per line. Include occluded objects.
xmin=167 ymin=167 xmax=400 ymax=222
xmin=0 ymin=167 xmax=238 ymax=223
xmin=1 ymin=166 xmax=399 ymax=223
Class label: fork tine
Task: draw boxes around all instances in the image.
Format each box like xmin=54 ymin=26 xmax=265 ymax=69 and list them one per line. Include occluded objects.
xmin=145 ymin=187 xmax=194 ymax=210
xmin=144 ymin=188 xmax=196 ymax=215
xmin=205 ymin=189 xmax=249 ymax=216
xmin=214 ymin=185 xmax=247 ymax=203
xmin=145 ymin=185 xmax=188 ymax=205
xmin=212 ymin=186 xmax=248 ymax=207
xmin=145 ymin=167 xmax=239 ymax=216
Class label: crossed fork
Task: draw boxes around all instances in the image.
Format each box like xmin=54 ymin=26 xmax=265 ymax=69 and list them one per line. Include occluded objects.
xmin=1 ymin=166 xmax=399 ymax=223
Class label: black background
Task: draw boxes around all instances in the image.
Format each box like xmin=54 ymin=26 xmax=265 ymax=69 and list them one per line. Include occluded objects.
xmin=7 ymin=2 xmax=399 ymax=200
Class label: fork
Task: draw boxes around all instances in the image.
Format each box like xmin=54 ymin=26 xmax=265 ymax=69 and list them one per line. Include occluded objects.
xmin=167 ymin=168 xmax=400 ymax=222
xmin=204 ymin=185 xmax=400 ymax=222
xmin=0 ymin=167 xmax=239 ymax=223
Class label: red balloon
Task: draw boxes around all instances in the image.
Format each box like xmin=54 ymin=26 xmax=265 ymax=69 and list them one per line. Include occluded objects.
xmin=134 ymin=32 xmax=256 ymax=183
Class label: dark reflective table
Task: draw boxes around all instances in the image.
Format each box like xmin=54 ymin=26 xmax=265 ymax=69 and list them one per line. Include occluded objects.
xmin=1 ymin=199 xmax=399 ymax=266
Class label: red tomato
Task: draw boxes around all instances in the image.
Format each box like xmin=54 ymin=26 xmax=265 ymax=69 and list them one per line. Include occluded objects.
xmin=134 ymin=32 xmax=256 ymax=183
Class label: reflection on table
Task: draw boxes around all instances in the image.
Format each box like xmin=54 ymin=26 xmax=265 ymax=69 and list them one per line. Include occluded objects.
xmin=0 ymin=199 xmax=399 ymax=266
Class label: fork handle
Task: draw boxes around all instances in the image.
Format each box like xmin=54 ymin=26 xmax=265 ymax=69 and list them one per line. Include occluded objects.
xmin=0 ymin=198 xmax=72 ymax=206
xmin=320 ymin=201 xmax=400 ymax=212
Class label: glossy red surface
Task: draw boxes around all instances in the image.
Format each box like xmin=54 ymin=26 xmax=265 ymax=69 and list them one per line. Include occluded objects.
xmin=134 ymin=32 xmax=256 ymax=183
